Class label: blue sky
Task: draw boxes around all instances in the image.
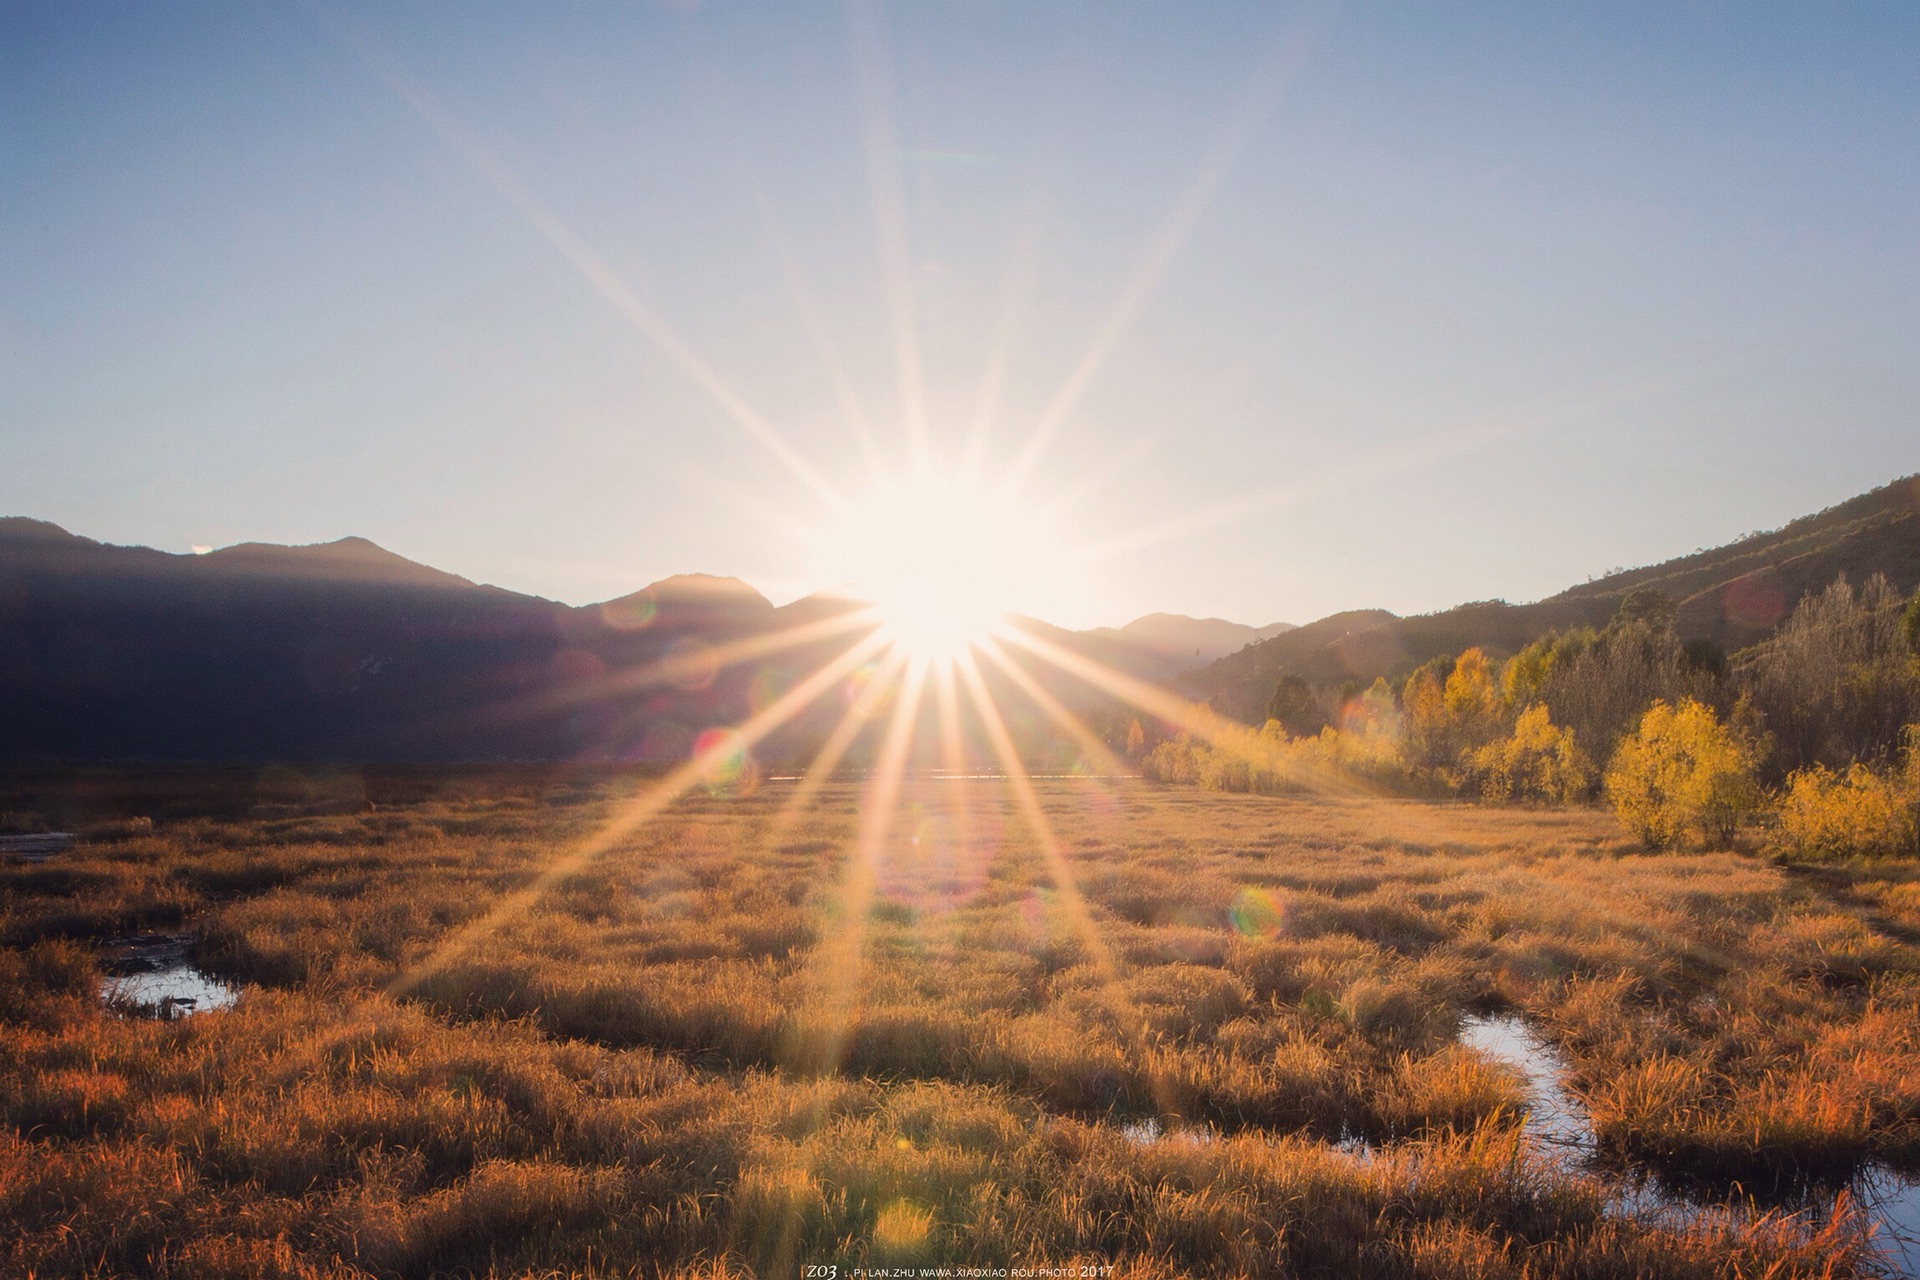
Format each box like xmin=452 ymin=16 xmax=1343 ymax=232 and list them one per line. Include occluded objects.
xmin=4 ymin=2 xmax=1917 ymax=628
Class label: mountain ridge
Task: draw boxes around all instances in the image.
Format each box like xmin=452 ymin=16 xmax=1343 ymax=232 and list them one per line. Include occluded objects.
xmin=4 ymin=472 xmax=1917 ymax=757
xmin=1178 ymin=474 xmax=1920 ymax=721
xmin=1080 ymin=613 xmax=1296 ymax=676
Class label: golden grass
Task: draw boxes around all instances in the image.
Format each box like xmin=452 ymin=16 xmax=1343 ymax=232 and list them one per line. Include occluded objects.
xmin=1 ymin=769 xmax=1912 ymax=1275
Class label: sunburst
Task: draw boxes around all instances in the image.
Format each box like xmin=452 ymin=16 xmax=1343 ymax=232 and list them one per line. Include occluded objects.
xmin=352 ymin=1 xmax=1343 ymax=1139
xmin=804 ymin=469 xmax=1078 ymax=665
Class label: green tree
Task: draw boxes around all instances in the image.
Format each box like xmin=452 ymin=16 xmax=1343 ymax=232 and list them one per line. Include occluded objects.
xmin=1502 ymin=627 xmax=1598 ymax=709
xmin=1617 ymin=586 xmax=1677 ymax=629
xmin=1265 ymin=674 xmax=1325 ymax=738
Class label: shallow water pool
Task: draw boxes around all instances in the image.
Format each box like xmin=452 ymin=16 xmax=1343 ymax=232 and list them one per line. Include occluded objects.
xmin=99 ymin=933 xmax=238 ymax=1018
xmin=1460 ymin=1013 xmax=1920 ymax=1277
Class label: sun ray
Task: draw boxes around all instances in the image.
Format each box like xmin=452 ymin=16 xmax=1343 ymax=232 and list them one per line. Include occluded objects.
xmin=928 ymin=656 xmax=980 ymax=936
xmin=1045 ymin=430 xmax=1159 ymax=523
xmin=388 ymin=629 xmax=890 ymax=997
xmin=931 ymin=654 xmax=973 ymax=779
xmin=756 ymin=190 xmax=891 ymax=483
xmin=458 ymin=607 xmax=882 ymax=735
xmin=1072 ymin=354 xmax=1755 ymax=567
xmin=1000 ymin=622 xmax=1245 ymax=744
xmin=674 ymin=456 xmax=823 ymax=542
xmin=974 ymin=636 xmax=1134 ymax=779
xmin=954 ymin=651 xmax=1187 ymax=1119
xmin=996 ymin=621 xmax=1352 ymax=794
xmin=959 ymin=196 xmax=1049 ymax=482
xmin=1072 ymin=421 xmax=1518 ymax=566
xmin=319 ymin=7 xmax=843 ymax=511
xmin=952 ymin=653 xmax=1117 ymax=979
xmin=845 ymin=0 xmax=930 ymax=469
xmin=759 ymin=646 xmax=913 ymax=854
xmin=1000 ymin=23 xmax=1318 ymax=494
xmin=790 ymin=655 xmax=929 ymax=1076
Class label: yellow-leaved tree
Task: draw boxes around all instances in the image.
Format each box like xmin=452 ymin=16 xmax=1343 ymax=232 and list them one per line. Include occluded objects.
xmin=1605 ymin=698 xmax=1761 ymax=849
xmin=1402 ymin=648 xmax=1508 ymax=776
xmin=1442 ymin=647 xmax=1506 ymax=746
xmin=1470 ymin=704 xmax=1594 ymax=804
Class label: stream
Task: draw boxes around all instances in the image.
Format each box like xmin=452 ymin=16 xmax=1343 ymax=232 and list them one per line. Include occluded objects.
xmin=1460 ymin=1014 xmax=1920 ymax=1278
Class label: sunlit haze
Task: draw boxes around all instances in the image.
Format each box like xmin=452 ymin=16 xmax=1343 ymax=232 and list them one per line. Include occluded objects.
xmin=7 ymin=10 xmax=1920 ymax=1273
xmin=807 ymin=471 xmax=1085 ymax=661
xmin=4 ymin=5 xmax=1919 ymax=628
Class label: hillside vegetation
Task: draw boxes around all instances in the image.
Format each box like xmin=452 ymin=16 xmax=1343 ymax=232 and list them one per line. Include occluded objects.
xmin=1140 ymin=568 xmax=1920 ymax=868
xmin=1185 ymin=476 xmax=1920 ymax=723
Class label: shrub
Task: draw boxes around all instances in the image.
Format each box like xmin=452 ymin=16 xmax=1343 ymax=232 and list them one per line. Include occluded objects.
xmin=1604 ymin=699 xmax=1760 ymax=849
xmin=1468 ymin=704 xmax=1594 ymax=804
xmin=1775 ymin=733 xmax=1919 ymax=860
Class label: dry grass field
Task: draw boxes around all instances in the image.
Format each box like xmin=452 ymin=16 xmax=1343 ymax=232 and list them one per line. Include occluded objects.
xmin=5 ymin=768 xmax=1920 ymax=1277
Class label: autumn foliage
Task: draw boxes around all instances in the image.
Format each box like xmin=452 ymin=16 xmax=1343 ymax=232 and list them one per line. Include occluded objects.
xmin=1775 ymin=732 xmax=1920 ymax=860
xmin=1148 ymin=573 xmax=1920 ymax=859
xmin=1602 ymin=698 xmax=1762 ymax=850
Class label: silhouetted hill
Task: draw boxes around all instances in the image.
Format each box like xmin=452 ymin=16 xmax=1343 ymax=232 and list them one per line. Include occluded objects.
xmin=8 ymin=473 xmax=1917 ymax=757
xmin=1079 ymin=613 xmax=1294 ymax=676
xmin=0 ymin=522 xmax=863 ymax=762
xmin=1181 ymin=475 xmax=1920 ymax=722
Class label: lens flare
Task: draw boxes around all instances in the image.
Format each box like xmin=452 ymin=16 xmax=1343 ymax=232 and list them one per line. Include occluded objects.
xmin=1229 ymin=886 xmax=1287 ymax=939
xmin=667 ymin=638 xmax=720 ymax=691
xmin=748 ymin=665 xmax=791 ymax=713
xmin=1723 ymin=571 xmax=1787 ymax=631
xmin=599 ymin=593 xmax=657 ymax=631
xmin=694 ymin=726 xmax=758 ymax=795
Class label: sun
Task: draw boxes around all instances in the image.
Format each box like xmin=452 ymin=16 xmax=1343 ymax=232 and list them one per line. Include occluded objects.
xmin=807 ymin=471 xmax=1076 ymax=662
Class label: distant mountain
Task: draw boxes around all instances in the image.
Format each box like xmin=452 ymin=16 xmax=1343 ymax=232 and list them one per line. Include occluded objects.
xmin=7 ymin=472 xmax=1917 ymax=758
xmin=195 ymin=535 xmax=480 ymax=589
xmin=0 ymin=521 xmax=858 ymax=762
xmin=1180 ymin=475 xmax=1920 ymax=722
xmin=1078 ymin=613 xmax=1294 ymax=677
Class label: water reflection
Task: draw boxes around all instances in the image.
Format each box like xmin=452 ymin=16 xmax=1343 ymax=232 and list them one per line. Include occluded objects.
xmin=1119 ymin=1116 xmax=1218 ymax=1147
xmin=1461 ymin=1013 xmax=1920 ymax=1277
xmin=1458 ymin=1013 xmax=1591 ymax=1152
xmin=99 ymin=933 xmax=238 ymax=1018
xmin=1859 ymin=1165 xmax=1920 ymax=1279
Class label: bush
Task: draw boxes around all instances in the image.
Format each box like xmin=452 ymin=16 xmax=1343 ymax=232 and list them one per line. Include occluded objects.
xmin=1468 ymin=704 xmax=1594 ymax=804
xmin=1775 ymin=734 xmax=1920 ymax=861
xmin=1605 ymin=699 xmax=1761 ymax=849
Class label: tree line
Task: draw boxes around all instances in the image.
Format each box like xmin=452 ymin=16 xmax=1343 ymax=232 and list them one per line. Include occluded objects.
xmin=1137 ymin=575 xmax=1920 ymax=858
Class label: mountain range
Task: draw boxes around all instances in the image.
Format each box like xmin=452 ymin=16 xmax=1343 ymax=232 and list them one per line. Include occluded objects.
xmin=2 ymin=473 xmax=1916 ymax=760
xmin=0 ymin=516 xmax=1227 ymax=762
xmin=1177 ymin=475 xmax=1920 ymax=721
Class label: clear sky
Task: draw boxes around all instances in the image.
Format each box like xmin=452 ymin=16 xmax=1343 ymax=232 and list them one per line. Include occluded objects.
xmin=4 ymin=2 xmax=1917 ymax=630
